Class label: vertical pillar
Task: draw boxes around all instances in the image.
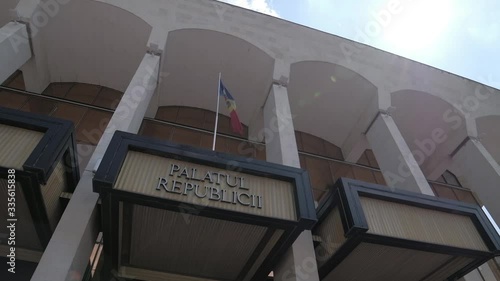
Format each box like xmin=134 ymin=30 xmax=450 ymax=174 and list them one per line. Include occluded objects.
xmin=13 ymin=2 xmax=53 ymax=93
xmin=30 ymin=53 xmax=160 ymax=281
xmin=453 ymin=138 xmax=500 ymax=223
xmin=366 ymin=113 xmax=434 ymax=195
xmin=264 ymin=83 xmax=320 ymax=281
xmin=342 ymin=94 xmax=378 ymax=163
xmin=264 ymin=84 xmax=300 ymax=168
xmin=457 ymin=138 xmax=500 ymax=281
xmin=343 ymin=135 xmax=368 ymax=163
xmin=145 ymin=31 xmax=167 ymax=119
xmin=0 ymin=22 xmax=31 ymax=84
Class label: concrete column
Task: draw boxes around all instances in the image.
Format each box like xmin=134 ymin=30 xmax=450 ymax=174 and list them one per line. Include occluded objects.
xmin=453 ymin=138 xmax=500 ymax=223
xmin=14 ymin=2 xmax=52 ymax=93
xmin=264 ymin=83 xmax=320 ymax=281
xmin=343 ymin=135 xmax=368 ymax=163
xmin=366 ymin=113 xmax=434 ymax=195
xmin=458 ymin=119 xmax=500 ymax=281
xmin=145 ymin=30 xmax=168 ymax=118
xmin=342 ymin=94 xmax=378 ymax=163
xmin=264 ymin=84 xmax=300 ymax=168
xmin=30 ymin=53 xmax=160 ymax=281
xmin=0 ymin=21 xmax=31 ymax=84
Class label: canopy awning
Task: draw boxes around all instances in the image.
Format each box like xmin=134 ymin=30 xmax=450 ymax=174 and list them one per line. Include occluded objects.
xmin=314 ymin=178 xmax=500 ymax=281
xmin=0 ymin=107 xmax=80 ymax=263
xmin=93 ymin=131 xmax=317 ymax=281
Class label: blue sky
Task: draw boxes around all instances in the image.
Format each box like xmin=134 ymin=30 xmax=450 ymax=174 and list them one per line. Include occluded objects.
xmin=220 ymin=0 xmax=500 ymax=89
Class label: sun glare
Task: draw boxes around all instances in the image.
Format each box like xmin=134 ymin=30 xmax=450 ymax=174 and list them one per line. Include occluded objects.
xmin=383 ymin=0 xmax=454 ymax=52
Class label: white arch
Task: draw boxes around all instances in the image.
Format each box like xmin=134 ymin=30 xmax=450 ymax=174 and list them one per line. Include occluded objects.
xmin=288 ymin=60 xmax=378 ymax=148
xmin=389 ymin=89 xmax=469 ymax=179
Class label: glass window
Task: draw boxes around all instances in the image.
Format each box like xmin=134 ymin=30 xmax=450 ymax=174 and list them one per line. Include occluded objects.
xmin=139 ymin=107 xmax=261 ymax=162
xmin=453 ymin=188 xmax=479 ymax=205
xmin=300 ymin=132 xmax=326 ymax=156
xmin=42 ymin=83 xmax=74 ymax=98
xmin=65 ymin=84 xmax=101 ymax=104
xmin=431 ymin=183 xmax=458 ymax=200
xmin=92 ymin=87 xmax=123 ymax=110
xmin=2 ymin=70 xmax=25 ymax=90
xmin=0 ymin=90 xmax=29 ymax=109
xmin=76 ymin=109 xmax=112 ymax=145
xmin=442 ymin=170 xmax=461 ymax=187
xmin=51 ymin=103 xmax=87 ymax=127
xmin=365 ymin=150 xmax=380 ymax=169
xmin=20 ymin=96 xmax=57 ymax=115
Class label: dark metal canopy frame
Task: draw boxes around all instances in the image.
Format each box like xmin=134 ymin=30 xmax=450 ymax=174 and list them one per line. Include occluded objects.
xmin=314 ymin=178 xmax=500 ymax=281
xmin=0 ymin=107 xmax=80 ymax=281
xmin=93 ymin=131 xmax=317 ymax=281
xmin=0 ymin=106 xmax=80 ymax=248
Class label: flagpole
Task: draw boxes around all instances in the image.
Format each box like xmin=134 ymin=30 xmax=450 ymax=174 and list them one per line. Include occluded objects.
xmin=212 ymin=72 xmax=221 ymax=151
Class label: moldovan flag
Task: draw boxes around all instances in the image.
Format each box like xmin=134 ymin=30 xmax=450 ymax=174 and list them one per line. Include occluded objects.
xmin=219 ymin=80 xmax=244 ymax=135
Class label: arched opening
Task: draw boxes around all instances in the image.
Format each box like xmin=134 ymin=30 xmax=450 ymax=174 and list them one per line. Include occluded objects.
xmin=288 ymin=61 xmax=378 ymax=148
xmin=390 ymin=90 xmax=480 ymax=205
xmin=157 ymin=28 xmax=275 ymax=128
xmin=38 ymin=0 xmax=152 ymax=91
xmin=390 ymin=89 xmax=468 ymax=179
xmin=287 ymin=61 xmax=380 ymax=201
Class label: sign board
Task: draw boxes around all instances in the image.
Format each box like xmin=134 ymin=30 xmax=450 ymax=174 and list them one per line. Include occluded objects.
xmin=115 ymin=151 xmax=297 ymax=220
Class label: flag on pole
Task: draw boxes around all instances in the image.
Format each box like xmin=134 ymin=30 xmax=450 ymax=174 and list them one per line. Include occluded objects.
xmin=219 ymin=80 xmax=244 ymax=135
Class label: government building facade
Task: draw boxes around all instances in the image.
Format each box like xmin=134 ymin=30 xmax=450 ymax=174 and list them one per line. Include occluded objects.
xmin=1 ymin=0 xmax=500 ymax=281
